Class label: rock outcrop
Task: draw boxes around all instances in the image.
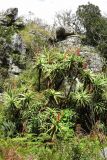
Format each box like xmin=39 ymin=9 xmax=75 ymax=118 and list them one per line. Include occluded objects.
xmin=0 ymin=8 xmax=18 ymax=26
xmin=80 ymin=46 xmax=103 ymax=72
xmin=56 ymin=27 xmax=75 ymax=41
xmin=11 ymin=33 xmax=26 ymax=54
xmin=0 ymin=8 xmax=26 ymax=77
xmin=55 ymin=27 xmax=103 ymax=73
xmin=0 ymin=8 xmax=24 ymax=28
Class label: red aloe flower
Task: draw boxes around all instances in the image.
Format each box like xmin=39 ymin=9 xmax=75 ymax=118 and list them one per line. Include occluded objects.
xmin=76 ymin=48 xmax=81 ymax=56
xmin=83 ymin=62 xmax=88 ymax=69
xmin=57 ymin=112 xmax=61 ymax=122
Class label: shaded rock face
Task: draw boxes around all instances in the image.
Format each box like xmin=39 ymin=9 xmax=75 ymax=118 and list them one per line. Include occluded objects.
xmin=0 ymin=8 xmax=24 ymax=28
xmin=10 ymin=34 xmax=26 ymax=73
xmin=0 ymin=8 xmax=18 ymax=26
xmin=48 ymin=26 xmax=75 ymax=44
xmin=5 ymin=8 xmax=18 ymax=20
xmin=0 ymin=37 xmax=10 ymax=67
xmin=0 ymin=8 xmax=26 ymax=78
xmin=56 ymin=27 xmax=75 ymax=41
xmin=8 ymin=63 xmax=22 ymax=75
xmin=0 ymin=34 xmax=26 ymax=70
xmin=56 ymin=27 xmax=66 ymax=41
xmin=80 ymin=46 xmax=103 ymax=72
xmin=11 ymin=33 xmax=26 ymax=54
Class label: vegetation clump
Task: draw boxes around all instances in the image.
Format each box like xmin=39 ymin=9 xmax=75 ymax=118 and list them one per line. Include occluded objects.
xmin=0 ymin=3 xmax=107 ymax=160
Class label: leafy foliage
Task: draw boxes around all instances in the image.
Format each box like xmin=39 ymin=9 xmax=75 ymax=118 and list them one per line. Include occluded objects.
xmin=76 ymin=2 xmax=102 ymax=45
xmin=0 ymin=5 xmax=107 ymax=159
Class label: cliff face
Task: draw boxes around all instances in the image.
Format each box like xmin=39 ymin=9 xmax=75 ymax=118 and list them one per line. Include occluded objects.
xmin=0 ymin=8 xmax=26 ymax=78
